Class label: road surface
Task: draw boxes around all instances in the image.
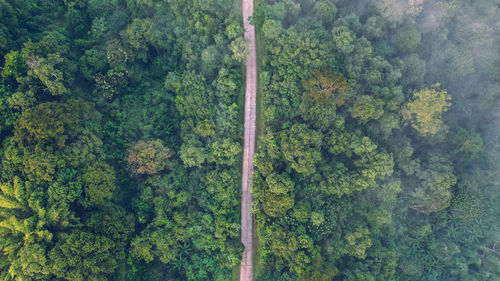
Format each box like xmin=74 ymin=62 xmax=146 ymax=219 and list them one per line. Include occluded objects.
xmin=239 ymin=0 xmax=256 ymax=279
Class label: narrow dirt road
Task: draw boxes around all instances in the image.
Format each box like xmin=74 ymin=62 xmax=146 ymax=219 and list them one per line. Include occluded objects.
xmin=239 ymin=0 xmax=256 ymax=279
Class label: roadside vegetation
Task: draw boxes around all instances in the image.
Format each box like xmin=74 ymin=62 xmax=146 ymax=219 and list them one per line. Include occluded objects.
xmin=0 ymin=0 xmax=244 ymax=280
xmin=0 ymin=0 xmax=498 ymax=280
xmin=252 ymin=0 xmax=500 ymax=280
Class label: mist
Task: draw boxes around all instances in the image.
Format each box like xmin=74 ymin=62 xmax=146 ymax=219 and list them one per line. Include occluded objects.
xmin=252 ymin=0 xmax=500 ymax=280
xmin=0 ymin=0 xmax=498 ymax=280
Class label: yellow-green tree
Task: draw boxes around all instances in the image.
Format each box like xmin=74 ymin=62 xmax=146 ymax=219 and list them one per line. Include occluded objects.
xmin=344 ymin=227 xmax=373 ymax=259
xmin=402 ymin=84 xmax=451 ymax=135
xmin=260 ymin=172 xmax=295 ymax=217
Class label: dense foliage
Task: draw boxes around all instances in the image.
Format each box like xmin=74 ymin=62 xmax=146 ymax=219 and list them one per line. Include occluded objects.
xmin=0 ymin=0 xmax=498 ymax=280
xmin=253 ymin=0 xmax=500 ymax=280
xmin=0 ymin=0 xmax=244 ymax=280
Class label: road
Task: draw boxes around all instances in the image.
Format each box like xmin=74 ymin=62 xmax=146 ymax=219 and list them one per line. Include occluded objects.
xmin=239 ymin=0 xmax=256 ymax=279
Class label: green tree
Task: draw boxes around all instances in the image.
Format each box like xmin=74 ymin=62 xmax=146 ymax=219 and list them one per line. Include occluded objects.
xmin=169 ymin=71 xmax=214 ymax=121
xmin=396 ymin=25 xmax=421 ymax=53
xmin=262 ymin=20 xmax=282 ymax=40
xmin=208 ymin=138 xmax=241 ymax=166
xmin=298 ymin=100 xmax=338 ymax=131
xmin=230 ymin=36 xmax=248 ymax=63
xmin=195 ymin=119 xmax=215 ymax=137
xmin=79 ymin=47 xmax=108 ymax=81
xmin=123 ymin=18 xmax=153 ymax=61
xmin=179 ymin=141 xmax=207 ymax=168
xmin=25 ymin=55 xmax=68 ymax=96
xmin=400 ymin=54 xmax=426 ymax=87
xmin=350 ymin=95 xmax=385 ymax=123
xmin=280 ymin=123 xmax=322 ymax=176
xmin=201 ymin=45 xmax=219 ymax=76
xmin=80 ymin=162 xmax=115 ymax=206
xmin=450 ymin=127 xmax=483 ymax=161
xmin=344 ymin=227 xmax=373 ymax=259
xmin=0 ymin=97 xmax=132 ymax=280
xmin=1 ymin=51 xmax=25 ymax=80
xmin=409 ymin=155 xmax=457 ymax=214
xmin=313 ymin=1 xmax=337 ymax=26
xmin=49 ymin=231 xmax=117 ymax=281
xmin=8 ymin=242 xmax=51 ymax=281
xmin=363 ymin=16 xmax=386 ymax=40
xmin=14 ymin=100 xmax=99 ymax=148
xmin=333 ymin=26 xmax=355 ymax=54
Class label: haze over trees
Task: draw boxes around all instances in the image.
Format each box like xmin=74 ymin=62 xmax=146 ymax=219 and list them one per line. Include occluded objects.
xmin=0 ymin=0 xmax=498 ymax=280
xmin=252 ymin=0 xmax=500 ymax=280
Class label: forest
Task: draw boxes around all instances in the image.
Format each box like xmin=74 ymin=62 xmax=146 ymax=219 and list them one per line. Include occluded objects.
xmin=0 ymin=0 xmax=499 ymax=280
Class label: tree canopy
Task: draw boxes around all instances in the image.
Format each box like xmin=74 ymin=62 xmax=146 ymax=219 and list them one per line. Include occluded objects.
xmin=0 ymin=0 xmax=498 ymax=280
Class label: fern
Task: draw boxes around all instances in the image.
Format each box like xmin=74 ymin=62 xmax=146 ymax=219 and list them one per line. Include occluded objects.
xmin=0 ymin=194 xmax=22 ymax=210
